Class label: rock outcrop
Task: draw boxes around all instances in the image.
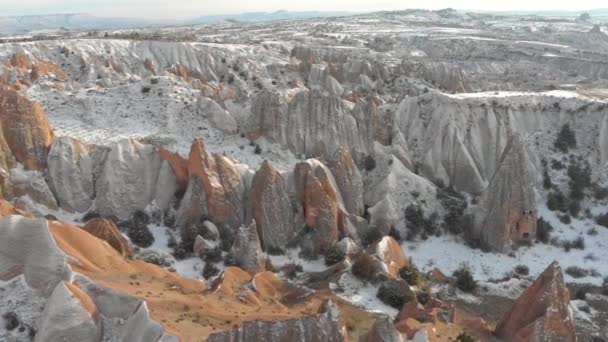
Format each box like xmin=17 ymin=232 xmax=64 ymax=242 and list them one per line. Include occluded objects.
xmin=206 ymin=300 xmax=344 ymax=342
xmin=330 ymin=146 xmax=364 ymax=216
xmin=35 ymin=281 xmax=102 ymax=342
xmin=231 ymin=220 xmax=265 ymax=274
xmin=177 ymin=138 xmax=244 ymax=246
xmin=474 ymin=135 xmax=536 ymax=252
xmin=249 ymin=161 xmax=295 ymax=251
xmin=95 ymin=139 xmax=178 ymax=220
xmin=362 ymin=316 xmax=405 ymax=342
xmin=294 ymin=159 xmax=344 ymax=254
xmin=0 ymin=216 xmax=71 ymax=296
xmin=83 ymin=218 xmax=131 ymax=257
xmin=494 ymin=261 xmax=576 ymax=342
xmin=47 ymin=136 xmax=98 ymax=213
xmin=0 ymin=85 xmax=54 ymax=171
xmin=372 ymin=236 xmax=408 ymax=279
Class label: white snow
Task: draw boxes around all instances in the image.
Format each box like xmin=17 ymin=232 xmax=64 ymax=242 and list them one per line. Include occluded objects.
xmin=407 ymin=203 xmax=608 ymax=286
xmin=331 ymin=272 xmax=399 ymax=317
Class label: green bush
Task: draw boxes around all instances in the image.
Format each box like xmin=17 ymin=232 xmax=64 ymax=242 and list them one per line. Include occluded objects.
xmin=376 ymin=280 xmax=415 ymax=309
xmin=399 ymin=264 xmax=422 ymax=287
xmin=554 ymin=123 xmax=577 ymax=153
xmin=596 ymin=213 xmax=608 ymax=228
xmin=324 ymin=244 xmax=346 ymax=266
xmin=536 ymin=218 xmax=554 ymax=244
xmin=203 ymin=263 xmax=219 ymax=279
xmin=547 ymin=190 xmax=568 ymax=212
xmin=453 ymin=264 xmax=477 ymax=293
xmin=455 ymin=331 xmax=475 ymax=342
xmin=568 ymin=160 xmax=591 ymax=200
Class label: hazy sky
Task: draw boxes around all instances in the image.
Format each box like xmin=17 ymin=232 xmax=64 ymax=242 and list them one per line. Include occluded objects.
xmin=1 ymin=0 xmax=606 ymax=19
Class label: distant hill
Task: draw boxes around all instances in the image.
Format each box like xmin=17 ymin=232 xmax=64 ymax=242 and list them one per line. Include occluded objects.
xmin=0 ymin=11 xmax=352 ymax=36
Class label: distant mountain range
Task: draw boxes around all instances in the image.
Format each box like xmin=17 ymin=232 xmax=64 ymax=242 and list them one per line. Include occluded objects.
xmin=0 ymin=11 xmax=351 ymax=36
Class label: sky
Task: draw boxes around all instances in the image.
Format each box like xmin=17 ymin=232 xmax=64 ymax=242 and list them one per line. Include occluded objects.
xmin=0 ymin=0 xmax=606 ymax=19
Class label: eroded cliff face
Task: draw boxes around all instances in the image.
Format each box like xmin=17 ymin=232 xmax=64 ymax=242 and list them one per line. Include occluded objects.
xmin=474 ymin=134 xmax=537 ymax=252
xmin=207 ymin=300 xmax=344 ymax=342
xmin=177 ymin=138 xmax=245 ymax=246
xmin=0 ymin=85 xmax=54 ymax=171
xmin=494 ymin=261 xmax=576 ymax=342
xmin=249 ymin=161 xmax=296 ymax=251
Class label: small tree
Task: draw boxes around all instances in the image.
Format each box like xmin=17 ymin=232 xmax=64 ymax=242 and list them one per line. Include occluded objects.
xmin=536 ymin=218 xmax=553 ymax=243
xmin=364 ymin=155 xmax=377 ymax=171
xmin=352 ymin=253 xmax=377 ymax=282
xmin=554 ymin=123 xmax=577 ymax=153
xmin=376 ymin=280 xmax=415 ymax=309
xmin=399 ymin=264 xmax=422 ymax=287
xmin=324 ymin=244 xmax=346 ymax=266
xmin=453 ymin=264 xmax=477 ymax=293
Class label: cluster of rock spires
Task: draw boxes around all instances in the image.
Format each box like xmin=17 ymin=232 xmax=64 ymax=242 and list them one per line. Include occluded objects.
xmin=363 ymin=261 xmax=576 ymax=342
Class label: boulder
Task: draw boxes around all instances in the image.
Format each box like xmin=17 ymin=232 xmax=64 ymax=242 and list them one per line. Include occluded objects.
xmin=8 ymin=165 xmax=58 ymax=210
xmin=363 ymin=316 xmax=405 ymax=342
xmin=330 ymin=146 xmax=364 ymax=216
xmin=231 ymin=220 xmax=265 ymax=274
xmin=474 ymin=134 xmax=536 ymax=252
xmin=83 ymin=218 xmax=131 ymax=257
xmin=372 ymin=236 xmax=408 ymax=278
xmin=47 ymin=136 xmax=98 ymax=213
xmin=494 ymin=262 xmax=576 ymax=342
xmin=0 ymin=85 xmax=54 ymax=171
xmin=250 ymin=160 xmax=295 ymax=251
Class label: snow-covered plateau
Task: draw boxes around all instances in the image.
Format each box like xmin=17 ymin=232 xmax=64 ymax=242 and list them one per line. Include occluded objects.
xmin=2 ymin=8 xmax=608 ymax=342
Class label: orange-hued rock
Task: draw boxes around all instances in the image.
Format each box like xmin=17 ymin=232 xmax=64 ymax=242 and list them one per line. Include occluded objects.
xmin=64 ymin=281 xmax=99 ymax=320
xmin=428 ymin=267 xmax=450 ymax=284
xmin=395 ymin=318 xmax=422 ymax=340
xmin=250 ymin=160 xmax=295 ymax=250
xmin=83 ymin=218 xmax=131 ymax=257
xmin=0 ymin=199 xmax=30 ymax=217
xmin=0 ymin=85 xmax=54 ymax=170
xmin=252 ymin=271 xmax=285 ymax=300
xmin=494 ymin=261 xmax=576 ymax=342
xmin=178 ymin=138 xmax=243 ymax=238
xmin=30 ymin=61 xmax=68 ymax=81
xmin=143 ymin=58 xmax=157 ymax=75
xmin=159 ymin=146 xmax=189 ymax=189
xmin=294 ymin=160 xmax=342 ymax=254
xmin=48 ymin=222 xmax=331 ymax=341
xmin=372 ymin=236 xmax=408 ymax=278
xmin=7 ymin=52 xmax=32 ymax=69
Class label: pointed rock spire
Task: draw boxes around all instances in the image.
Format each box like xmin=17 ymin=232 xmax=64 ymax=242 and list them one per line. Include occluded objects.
xmin=494 ymin=261 xmax=576 ymax=341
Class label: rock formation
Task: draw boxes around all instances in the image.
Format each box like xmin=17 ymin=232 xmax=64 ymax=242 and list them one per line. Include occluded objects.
xmin=249 ymin=160 xmax=295 ymax=251
xmin=474 ymin=134 xmax=537 ymax=252
xmin=362 ymin=316 xmax=405 ymax=342
xmin=83 ymin=218 xmax=131 ymax=257
xmin=95 ymin=139 xmax=178 ymax=220
xmin=294 ymin=159 xmax=344 ymax=254
xmin=0 ymin=85 xmax=54 ymax=171
xmin=231 ymin=220 xmax=265 ymax=274
xmin=330 ymin=146 xmax=364 ymax=216
xmin=47 ymin=136 xmax=97 ymax=213
xmin=494 ymin=261 xmax=576 ymax=342
xmin=35 ymin=281 xmax=102 ymax=342
xmin=207 ymin=300 xmax=344 ymax=342
xmin=372 ymin=236 xmax=408 ymax=279
xmin=177 ymin=138 xmax=244 ymax=246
